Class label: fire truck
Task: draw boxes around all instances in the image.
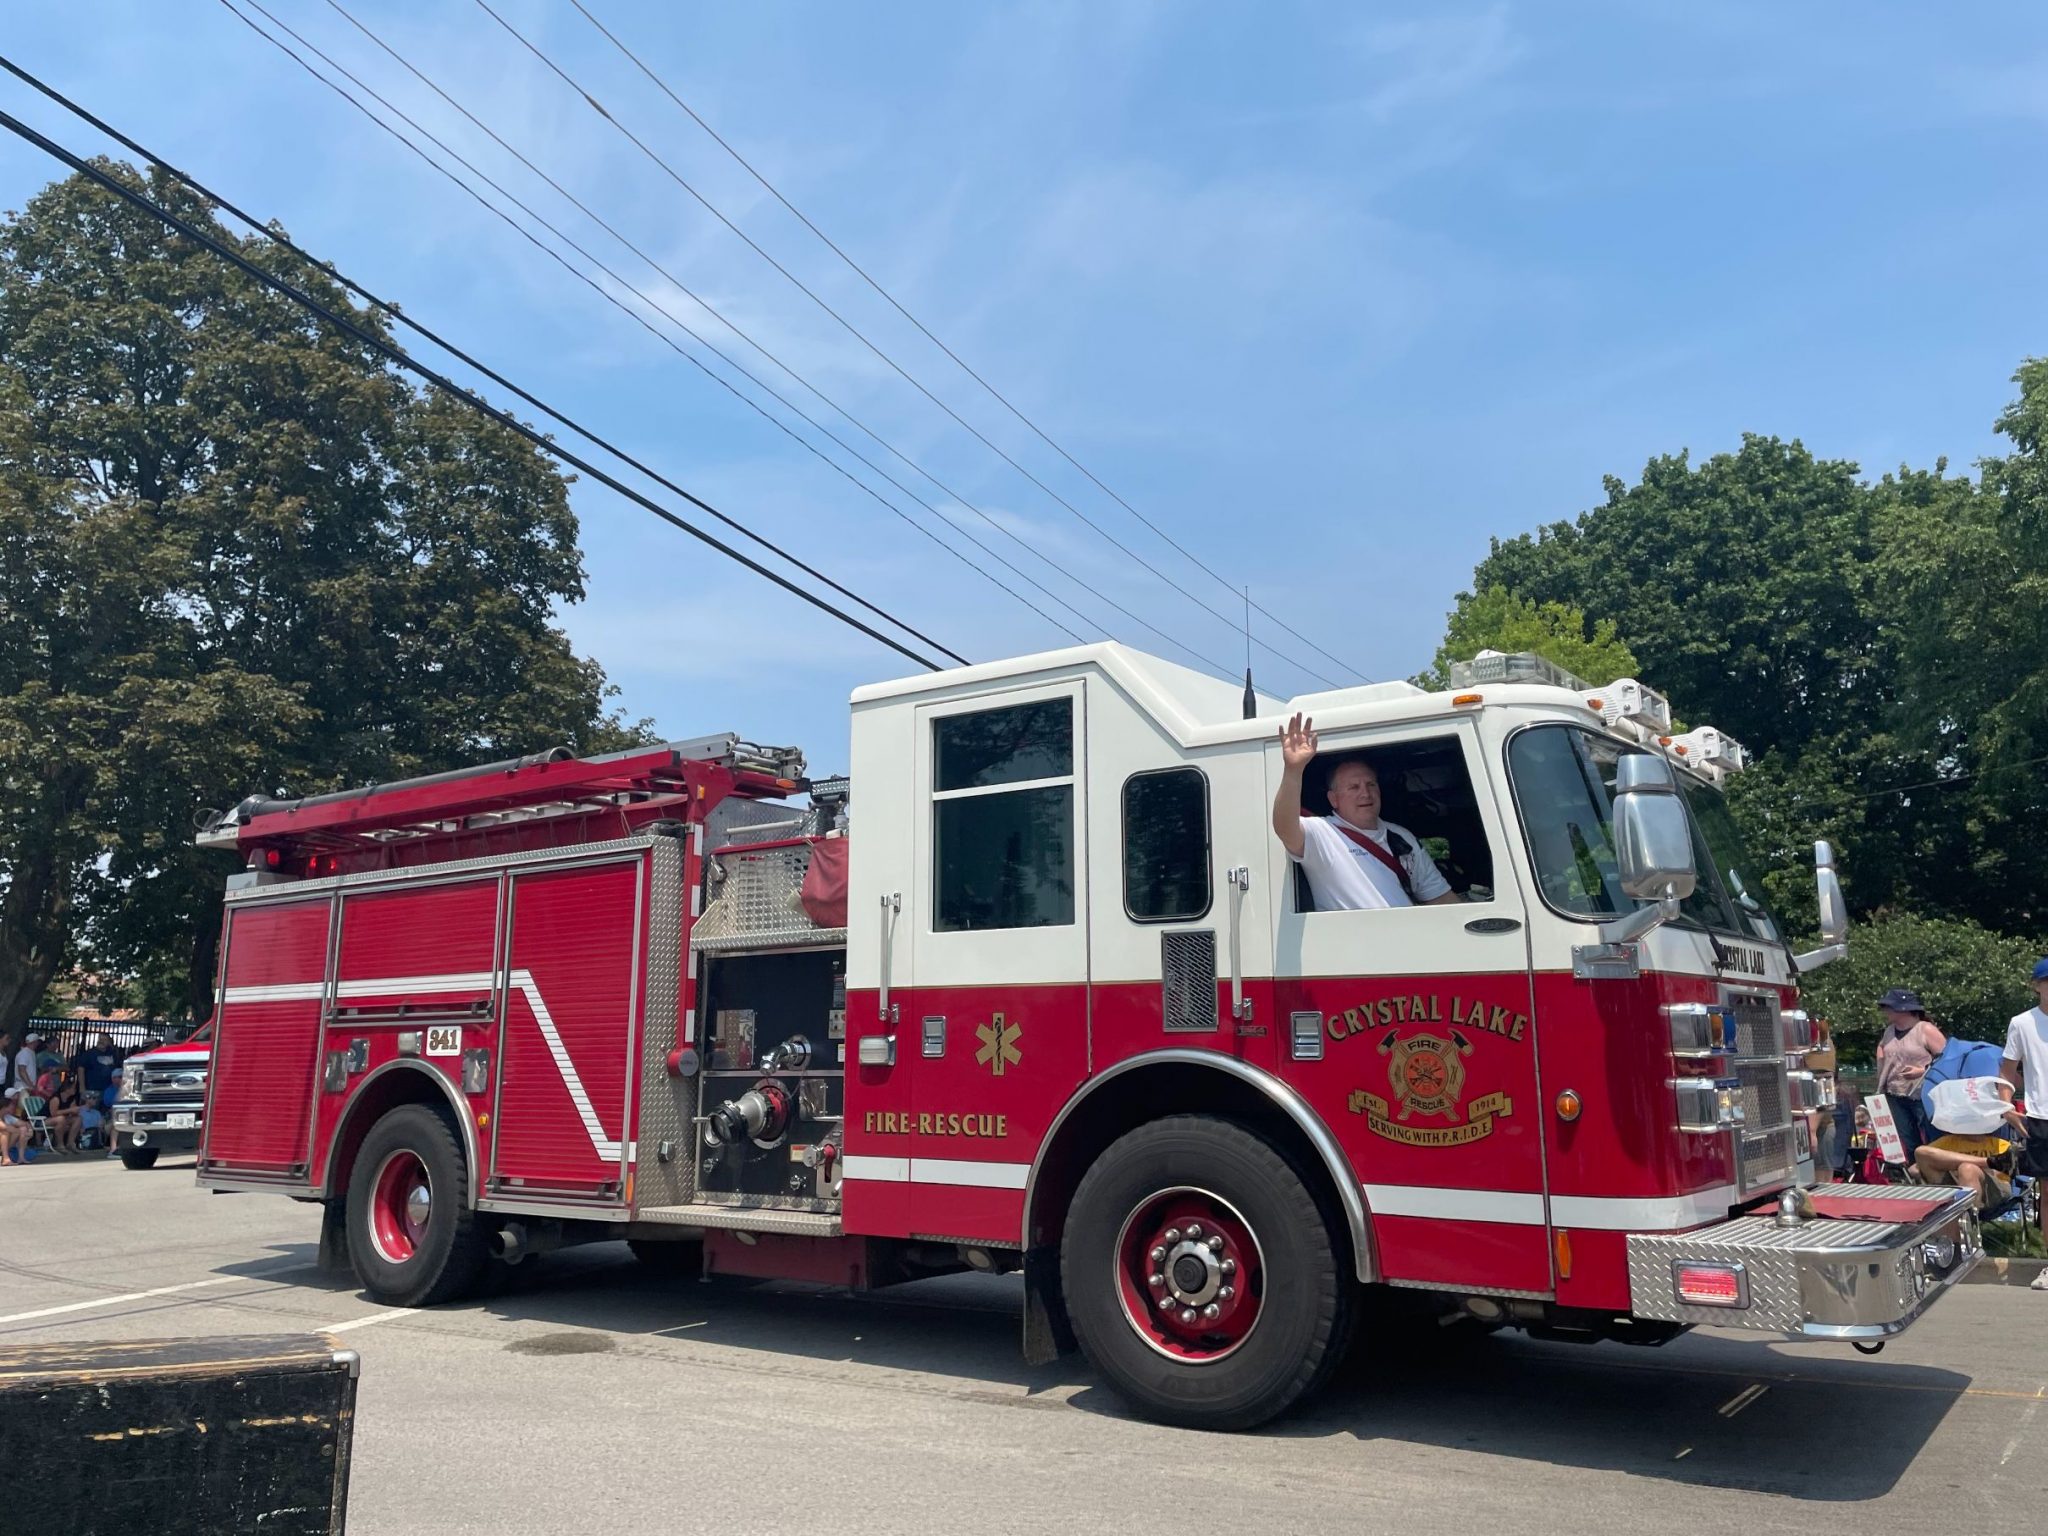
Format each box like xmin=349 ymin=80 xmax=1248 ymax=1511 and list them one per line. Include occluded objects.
xmin=191 ymin=644 xmax=1977 ymax=1429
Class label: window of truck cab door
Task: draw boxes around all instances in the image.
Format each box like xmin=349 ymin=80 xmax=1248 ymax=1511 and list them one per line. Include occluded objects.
xmin=911 ymin=679 xmax=1087 ymax=989
xmin=1270 ymin=720 xmax=1522 ymax=980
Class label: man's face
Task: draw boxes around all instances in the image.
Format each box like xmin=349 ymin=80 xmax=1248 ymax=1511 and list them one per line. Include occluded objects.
xmin=1326 ymin=761 xmax=1383 ymax=827
xmin=2032 ymin=979 xmax=2048 ymax=1011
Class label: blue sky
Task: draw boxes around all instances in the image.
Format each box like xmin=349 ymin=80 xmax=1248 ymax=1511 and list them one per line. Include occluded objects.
xmin=5 ymin=3 xmax=2046 ymax=775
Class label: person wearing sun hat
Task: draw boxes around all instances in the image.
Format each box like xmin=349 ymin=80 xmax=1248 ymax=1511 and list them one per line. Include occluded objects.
xmin=1874 ymin=987 xmax=1946 ymax=1162
xmin=1999 ymin=958 xmax=2048 ymax=1289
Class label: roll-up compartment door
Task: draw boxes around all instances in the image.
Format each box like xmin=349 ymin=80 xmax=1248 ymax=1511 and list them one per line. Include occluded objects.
xmin=204 ymin=898 xmax=333 ymax=1178
xmin=489 ymin=857 xmax=645 ymax=1198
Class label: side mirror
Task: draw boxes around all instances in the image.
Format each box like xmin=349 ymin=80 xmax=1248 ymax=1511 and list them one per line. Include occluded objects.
xmin=1612 ymin=754 xmax=1698 ymax=902
xmin=1814 ymin=840 xmax=1848 ymax=944
xmin=1796 ymin=841 xmax=1851 ymax=972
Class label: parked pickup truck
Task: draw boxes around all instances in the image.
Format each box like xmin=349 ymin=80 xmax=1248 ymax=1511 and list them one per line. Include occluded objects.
xmin=111 ymin=1026 xmax=211 ymax=1170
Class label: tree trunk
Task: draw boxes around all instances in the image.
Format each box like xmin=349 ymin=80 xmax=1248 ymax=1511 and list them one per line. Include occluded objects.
xmin=186 ymin=902 xmax=223 ymax=1025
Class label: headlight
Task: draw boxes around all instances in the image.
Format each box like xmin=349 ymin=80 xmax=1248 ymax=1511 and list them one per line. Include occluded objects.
xmin=120 ymin=1063 xmax=143 ymax=1099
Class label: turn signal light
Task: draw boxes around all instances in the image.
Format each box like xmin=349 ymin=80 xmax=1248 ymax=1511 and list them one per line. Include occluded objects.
xmin=1555 ymin=1090 xmax=1582 ymax=1122
xmin=1673 ymin=1261 xmax=1748 ymax=1308
xmin=1451 ymin=693 xmax=1483 ymax=707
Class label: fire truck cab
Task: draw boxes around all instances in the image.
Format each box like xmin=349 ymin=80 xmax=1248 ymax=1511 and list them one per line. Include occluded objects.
xmin=193 ymin=643 xmax=1978 ymax=1430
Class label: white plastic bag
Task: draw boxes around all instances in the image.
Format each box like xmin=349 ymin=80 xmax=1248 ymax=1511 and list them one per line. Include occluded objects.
xmin=1925 ymin=1076 xmax=2010 ymax=1136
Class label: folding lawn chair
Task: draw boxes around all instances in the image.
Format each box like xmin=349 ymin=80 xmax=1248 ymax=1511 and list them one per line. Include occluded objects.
xmin=15 ymin=1093 xmax=56 ymax=1154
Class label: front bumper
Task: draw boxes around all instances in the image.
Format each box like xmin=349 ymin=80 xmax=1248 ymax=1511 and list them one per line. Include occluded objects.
xmin=1625 ymin=1183 xmax=1979 ymax=1340
xmin=112 ymin=1103 xmax=204 ymax=1152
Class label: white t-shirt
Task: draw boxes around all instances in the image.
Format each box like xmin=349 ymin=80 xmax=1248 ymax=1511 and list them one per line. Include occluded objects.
xmin=2002 ymin=1006 xmax=2048 ymax=1123
xmin=1291 ymin=814 xmax=1451 ymax=911
xmin=12 ymin=1046 xmax=35 ymax=1089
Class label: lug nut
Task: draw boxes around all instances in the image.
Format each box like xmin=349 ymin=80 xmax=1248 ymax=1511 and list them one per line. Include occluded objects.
xmin=1180 ymin=1309 xmax=1196 ymax=1325
xmin=1163 ymin=1229 xmax=1180 ymax=1245
xmin=1187 ymin=1222 xmax=1204 ymax=1240
xmin=1219 ymin=1285 xmax=1235 ymax=1301
xmin=1220 ymin=1258 xmax=1236 ymax=1276
xmin=1202 ymin=1303 xmax=1221 ymax=1321
xmin=1208 ymin=1235 xmax=1224 ymax=1253
xmin=1149 ymin=1245 xmax=1166 ymax=1264
xmin=1148 ymin=1272 xmax=1165 ymax=1288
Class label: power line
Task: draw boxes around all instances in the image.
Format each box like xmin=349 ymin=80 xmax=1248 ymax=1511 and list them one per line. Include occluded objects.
xmin=0 ymin=53 xmax=972 ymax=670
xmin=566 ymin=0 xmax=1370 ymax=685
xmin=217 ymin=0 xmax=1095 ymax=654
xmin=0 ymin=102 xmax=947 ymax=672
xmin=462 ymin=0 xmax=1345 ymax=690
xmin=251 ymin=0 xmax=1237 ymax=677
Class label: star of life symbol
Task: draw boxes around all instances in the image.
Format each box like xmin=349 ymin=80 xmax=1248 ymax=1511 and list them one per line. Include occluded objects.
xmin=975 ymin=1012 xmax=1022 ymax=1077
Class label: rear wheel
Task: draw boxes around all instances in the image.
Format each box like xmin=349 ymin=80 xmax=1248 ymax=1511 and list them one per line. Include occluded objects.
xmin=1061 ymin=1115 xmax=1350 ymax=1431
xmin=345 ymin=1105 xmax=489 ymax=1307
xmin=119 ymin=1146 xmax=160 ymax=1171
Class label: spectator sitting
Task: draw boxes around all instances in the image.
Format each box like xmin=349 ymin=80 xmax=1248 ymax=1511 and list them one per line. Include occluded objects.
xmin=2 ymin=1084 xmax=31 ymax=1166
xmin=42 ymin=1072 xmax=85 ymax=1156
xmin=1915 ymin=1076 xmax=2027 ymax=1207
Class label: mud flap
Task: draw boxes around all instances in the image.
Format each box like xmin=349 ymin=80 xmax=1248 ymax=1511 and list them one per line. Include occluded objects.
xmin=1021 ymin=1245 xmax=1076 ymax=1366
xmin=317 ymin=1200 xmax=350 ymax=1275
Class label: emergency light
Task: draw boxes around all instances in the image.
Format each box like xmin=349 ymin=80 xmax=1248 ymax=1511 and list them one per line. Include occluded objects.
xmin=1585 ymin=677 xmax=1672 ymax=733
xmin=1447 ymin=650 xmax=1588 ymax=691
xmin=1669 ymin=726 xmax=1749 ymax=770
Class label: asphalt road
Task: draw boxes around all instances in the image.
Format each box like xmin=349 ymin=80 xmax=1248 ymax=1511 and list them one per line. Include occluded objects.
xmin=3 ymin=1154 xmax=2044 ymax=1535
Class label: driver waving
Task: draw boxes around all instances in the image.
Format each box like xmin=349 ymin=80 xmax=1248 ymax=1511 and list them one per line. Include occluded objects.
xmin=1272 ymin=713 xmax=1458 ymax=911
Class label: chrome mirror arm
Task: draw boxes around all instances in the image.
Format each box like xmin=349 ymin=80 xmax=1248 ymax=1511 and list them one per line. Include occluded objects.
xmin=1597 ymin=890 xmax=1680 ymax=946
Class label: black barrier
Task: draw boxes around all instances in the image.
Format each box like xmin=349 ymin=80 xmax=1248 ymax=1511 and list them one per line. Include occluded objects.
xmin=0 ymin=1334 xmax=358 ymax=1535
xmin=10 ymin=1016 xmax=189 ymax=1066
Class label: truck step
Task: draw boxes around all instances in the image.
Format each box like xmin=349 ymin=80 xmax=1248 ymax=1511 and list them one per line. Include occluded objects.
xmin=631 ymin=1204 xmax=842 ymax=1238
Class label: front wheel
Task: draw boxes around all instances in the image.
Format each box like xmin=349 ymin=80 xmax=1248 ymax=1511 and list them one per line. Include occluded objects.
xmin=345 ymin=1105 xmax=490 ymax=1307
xmin=118 ymin=1145 xmax=160 ymax=1171
xmin=1061 ymin=1115 xmax=1350 ymax=1430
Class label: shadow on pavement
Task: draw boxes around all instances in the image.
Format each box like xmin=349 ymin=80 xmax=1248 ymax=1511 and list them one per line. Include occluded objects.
xmin=212 ymin=1238 xmax=1972 ymax=1497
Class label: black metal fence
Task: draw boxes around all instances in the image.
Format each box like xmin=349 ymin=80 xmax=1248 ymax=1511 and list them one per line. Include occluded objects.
xmin=12 ymin=1016 xmax=186 ymax=1066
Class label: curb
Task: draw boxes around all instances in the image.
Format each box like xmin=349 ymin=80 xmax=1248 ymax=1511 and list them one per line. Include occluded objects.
xmin=1965 ymin=1255 xmax=2048 ymax=1286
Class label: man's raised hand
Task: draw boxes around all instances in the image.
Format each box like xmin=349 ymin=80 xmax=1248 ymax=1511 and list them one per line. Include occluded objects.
xmin=1280 ymin=712 xmax=1318 ymax=771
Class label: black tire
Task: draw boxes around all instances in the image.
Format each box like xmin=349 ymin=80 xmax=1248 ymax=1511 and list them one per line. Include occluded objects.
xmin=119 ymin=1146 xmax=160 ymax=1171
xmin=1061 ymin=1114 xmax=1350 ymax=1431
xmin=345 ymin=1105 xmax=490 ymax=1307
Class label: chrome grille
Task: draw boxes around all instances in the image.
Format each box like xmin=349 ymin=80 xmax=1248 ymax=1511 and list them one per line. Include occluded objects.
xmin=1161 ymin=931 xmax=1218 ymax=1033
xmin=1726 ymin=988 xmax=1795 ymax=1192
xmin=1736 ymin=1058 xmax=1787 ymax=1129
xmin=139 ymin=1063 xmax=207 ymax=1103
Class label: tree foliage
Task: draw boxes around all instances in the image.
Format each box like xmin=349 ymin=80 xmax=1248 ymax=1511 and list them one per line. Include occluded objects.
xmin=1796 ymin=911 xmax=2044 ymax=1065
xmin=0 ymin=162 xmax=643 ymax=1035
xmin=1459 ymin=379 xmax=2048 ymax=943
xmin=1417 ymin=585 xmax=1638 ymax=690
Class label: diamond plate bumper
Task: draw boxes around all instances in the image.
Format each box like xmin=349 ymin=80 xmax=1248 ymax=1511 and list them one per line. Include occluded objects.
xmin=1625 ymin=1184 xmax=1980 ymax=1339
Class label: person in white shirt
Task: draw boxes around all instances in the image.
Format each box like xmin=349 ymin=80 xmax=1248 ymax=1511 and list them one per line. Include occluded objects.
xmin=2000 ymin=956 xmax=2048 ymax=1290
xmin=1272 ymin=713 xmax=1459 ymax=911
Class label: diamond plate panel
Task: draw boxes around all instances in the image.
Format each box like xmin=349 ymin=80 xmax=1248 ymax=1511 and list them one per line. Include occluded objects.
xmin=631 ymin=1203 xmax=842 ymax=1236
xmin=691 ymin=840 xmax=848 ymax=953
xmin=1161 ymin=930 xmax=1218 ymax=1033
xmin=632 ymin=834 xmax=698 ymax=1210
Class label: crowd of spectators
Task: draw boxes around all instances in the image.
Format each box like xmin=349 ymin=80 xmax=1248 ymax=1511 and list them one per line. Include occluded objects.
xmin=1 ymin=1027 xmax=130 ymax=1166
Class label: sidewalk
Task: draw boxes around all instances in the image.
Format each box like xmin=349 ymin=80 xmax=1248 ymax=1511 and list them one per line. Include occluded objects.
xmin=1966 ymin=1256 xmax=2047 ymax=1285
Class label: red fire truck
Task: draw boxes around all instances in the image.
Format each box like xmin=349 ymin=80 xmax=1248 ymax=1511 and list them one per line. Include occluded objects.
xmin=192 ymin=644 xmax=1977 ymax=1429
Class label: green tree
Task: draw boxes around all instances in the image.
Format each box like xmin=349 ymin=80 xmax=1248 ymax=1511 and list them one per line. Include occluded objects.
xmin=1795 ymin=910 xmax=2044 ymax=1064
xmin=1417 ymin=585 xmax=1639 ymax=690
xmin=0 ymin=162 xmax=642 ymax=1037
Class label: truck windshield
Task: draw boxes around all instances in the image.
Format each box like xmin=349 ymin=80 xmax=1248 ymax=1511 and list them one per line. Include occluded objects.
xmin=1506 ymin=725 xmax=1780 ymax=942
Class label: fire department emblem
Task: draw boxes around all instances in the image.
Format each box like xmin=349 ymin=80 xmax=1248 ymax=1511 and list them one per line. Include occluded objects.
xmin=1382 ymin=1029 xmax=1469 ymax=1121
xmin=975 ymin=1013 xmax=1022 ymax=1078
xmin=1348 ymin=1028 xmax=1513 ymax=1147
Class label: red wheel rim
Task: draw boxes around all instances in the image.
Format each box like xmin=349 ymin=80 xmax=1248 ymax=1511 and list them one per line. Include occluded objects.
xmin=369 ymin=1149 xmax=432 ymax=1265
xmin=1113 ymin=1186 xmax=1263 ymax=1363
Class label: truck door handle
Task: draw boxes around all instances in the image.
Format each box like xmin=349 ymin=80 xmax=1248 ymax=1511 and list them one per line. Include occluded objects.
xmin=878 ymin=891 xmax=901 ymax=1025
xmin=1464 ymin=917 xmax=1521 ymax=935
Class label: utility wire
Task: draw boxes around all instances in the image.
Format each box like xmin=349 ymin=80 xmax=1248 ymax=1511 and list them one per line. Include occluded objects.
xmin=567 ymin=0 xmax=1369 ymax=685
xmin=461 ymin=0 xmax=1342 ymax=690
xmin=0 ymin=61 xmax=966 ymax=670
xmin=217 ymin=0 xmax=1095 ymax=653
xmin=0 ymin=103 xmax=946 ymax=672
xmin=251 ymin=1 xmax=1235 ymax=676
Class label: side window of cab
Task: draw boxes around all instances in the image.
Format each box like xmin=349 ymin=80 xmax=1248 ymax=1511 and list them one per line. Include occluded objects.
xmin=1287 ymin=734 xmax=1496 ymax=914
